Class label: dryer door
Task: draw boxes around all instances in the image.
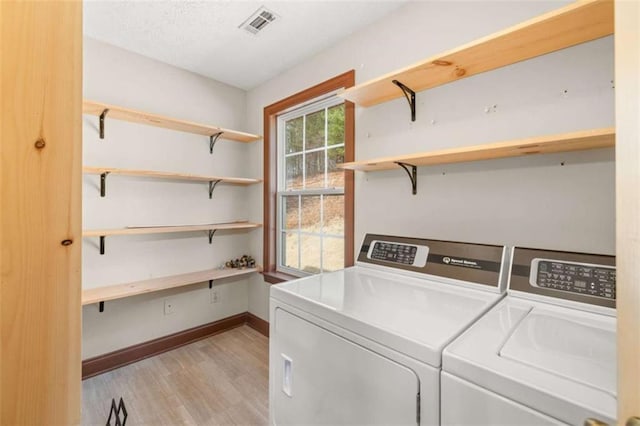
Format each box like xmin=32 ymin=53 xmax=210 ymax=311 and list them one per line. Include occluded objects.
xmin=271 ymin=308 xmax=420 ymax=426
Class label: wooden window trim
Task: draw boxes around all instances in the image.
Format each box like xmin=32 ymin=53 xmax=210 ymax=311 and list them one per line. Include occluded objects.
xmin=262 ymin=70 xmax=355 ymax=284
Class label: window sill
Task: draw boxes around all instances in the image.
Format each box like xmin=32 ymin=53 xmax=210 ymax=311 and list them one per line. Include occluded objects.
xmin=261 ymin=270 xmax=300 ymax=284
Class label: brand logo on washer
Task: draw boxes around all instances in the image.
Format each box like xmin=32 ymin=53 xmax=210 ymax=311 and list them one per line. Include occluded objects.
xmin=443 ymin=257 xmax=451 ymax=264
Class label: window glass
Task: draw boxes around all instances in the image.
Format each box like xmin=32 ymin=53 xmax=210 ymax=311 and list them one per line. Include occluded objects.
xmin=277 ymin=97 xmax=346 ymax=275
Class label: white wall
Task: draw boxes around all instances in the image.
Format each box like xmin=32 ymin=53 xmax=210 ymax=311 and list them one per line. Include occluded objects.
xmin=82 ymin=38 xmax=258 ymax=358
xmin=245 ymin=1 xmax=615 ymax=320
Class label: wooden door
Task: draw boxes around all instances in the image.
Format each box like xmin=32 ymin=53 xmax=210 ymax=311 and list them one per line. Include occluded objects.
xmin=615 ymin=0 xmax=640 ymax=424
xmin=1 ymin=1 xmax=82 ymax=424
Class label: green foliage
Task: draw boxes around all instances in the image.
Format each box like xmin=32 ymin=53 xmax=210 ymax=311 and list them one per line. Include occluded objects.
xmin=284 ymin=102 xmax=345 ymax=187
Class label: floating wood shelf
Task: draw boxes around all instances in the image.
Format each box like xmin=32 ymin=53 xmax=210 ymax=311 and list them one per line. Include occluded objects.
xmin=83 ymin=167 xmax=262 ymax=198
xmin=83 ymin=100 xmax=261 ymax=143
xmin=83 ymin=221 xmax=261 ymax=237
xmin=84 ymin=167 xmax=261 ymax=185
xmin=340 ymin=128 xmax=614 ymax=172
xmin=338 ymin=0 xmax=613 ymax=110
xmin=82 ymin=267 xmax=260 ymax=308
xmin=84 ymin=221 xmax=261 ymax=255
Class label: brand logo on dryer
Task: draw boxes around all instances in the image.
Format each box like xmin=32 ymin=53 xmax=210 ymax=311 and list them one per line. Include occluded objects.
xmin=443 ymin=257 xmax=451 ymax=264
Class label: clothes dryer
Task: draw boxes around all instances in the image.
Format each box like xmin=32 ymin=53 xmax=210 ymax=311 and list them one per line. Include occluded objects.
xmin=270 ymin=234 xmax=509 ymax=425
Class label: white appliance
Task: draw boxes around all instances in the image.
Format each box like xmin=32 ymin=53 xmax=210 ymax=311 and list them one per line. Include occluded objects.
xmin=442 ymin=247 xmax=616 ymax=426
xmin=269 ymin=234 xmax=509 ymax=425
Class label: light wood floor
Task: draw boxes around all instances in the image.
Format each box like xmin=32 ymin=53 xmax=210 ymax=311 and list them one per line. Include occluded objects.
xmin=82 ymin=325 xmax=269 ymax=425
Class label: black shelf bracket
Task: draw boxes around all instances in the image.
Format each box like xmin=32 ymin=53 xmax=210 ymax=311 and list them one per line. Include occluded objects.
xmin=392 ymin=80 xmax=416 ymax=122
xmin=100 ymin=235 xmax=106 ymax=255
xmin=99 ymin=301 xmax=105 ymax=313
xmin=209 ymin=179 xmax=222 ymax=199
xmin=209 ymin=279 xmax=213 ymax=289
xmin=209 ymin=132 xmax=223 ymax=154
xmin=208 ymin=229 xmax=216 ymax=244
xmin=395 ymin=162 xmax=418 ymax=195
xmin=99 ymin=109 xmax=109 ymax=139
xmin=100 ymin=172 xmax=110 ymax=197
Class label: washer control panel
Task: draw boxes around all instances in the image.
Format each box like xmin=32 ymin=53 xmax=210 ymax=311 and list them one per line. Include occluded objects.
xmin=367 ymin=240 xmax=429 ymax=267
xmin=530 ymin=259 xmax=616 ymax=300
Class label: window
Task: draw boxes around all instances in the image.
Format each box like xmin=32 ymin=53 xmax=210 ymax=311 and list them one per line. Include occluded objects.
xmin=277 ymin=98 xmax=345 ymax=275
xmin=263 ymin=71 xmax=354 ymax=283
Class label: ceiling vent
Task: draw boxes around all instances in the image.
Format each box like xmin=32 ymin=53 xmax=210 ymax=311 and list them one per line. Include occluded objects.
xmin=239 ymin=6 xmax=279 ymax=35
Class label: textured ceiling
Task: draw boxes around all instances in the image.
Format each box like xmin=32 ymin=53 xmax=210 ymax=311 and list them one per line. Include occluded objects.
xmin=84 ymin=1 xmax=408 ymax=90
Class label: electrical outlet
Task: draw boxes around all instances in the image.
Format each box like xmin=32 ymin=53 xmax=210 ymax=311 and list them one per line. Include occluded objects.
xmin=164 ymin=299 xmax=175 ymax=315
xmin=211 ymin=289 xmax=220 ymax=304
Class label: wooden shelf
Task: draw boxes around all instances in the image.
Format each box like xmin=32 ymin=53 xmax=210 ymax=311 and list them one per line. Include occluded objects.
xmin=84 ymin=167 xmax=261 ymax=197
xmin=339 ymin=128 xmax=615 ymax=172
xmin=338 ymin=0 xmax=613 ymax=108
xmin=83 ymin=221 xmax=261 ymax=237
xmin=82 ymin=267 xmax=259 ymax=306
xmin=84 ymin=167 xmax=261 ymax=185
xmin=83 ymin=100 xmax=261 ymax=143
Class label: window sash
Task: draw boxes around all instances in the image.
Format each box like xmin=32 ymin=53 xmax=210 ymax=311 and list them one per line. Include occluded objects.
xmin=275 ymin=95 xmax=346 ymax=276
xmin=277 ymin=192 xmax=345 ymax=276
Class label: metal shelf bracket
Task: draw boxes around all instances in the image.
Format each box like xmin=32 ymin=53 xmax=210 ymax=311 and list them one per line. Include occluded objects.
xmin=209 ymin=132 xmax=223 ymax=154
xmin=208 ymin=229 xmax=216 ymax=244
xmin=100 ymin=235 xmax=106 ymax=255
xmin=100 ymin=172 xmax=110 ymax=197
xmin=99 ymin=301 xmax=105 ymax=313
xmin=99 ymin=109 xmax=109 ymax=139
xmin=209 ymin=279 xmax=213 ymax=289
xmin=209 ymin=180 xmax=222 ymax=199
xmin=392 ymin=80 xmax=416 ymax=122
xmin=395 ymin=162 xmax=418 ymax=195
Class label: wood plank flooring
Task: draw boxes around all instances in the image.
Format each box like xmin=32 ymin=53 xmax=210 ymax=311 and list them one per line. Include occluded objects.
xmin=82 ymin=325 xmax=269 ymax=425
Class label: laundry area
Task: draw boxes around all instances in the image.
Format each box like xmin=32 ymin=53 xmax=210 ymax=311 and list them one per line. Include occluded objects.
xmin=1 ymin=0 xmax=639 ymax=425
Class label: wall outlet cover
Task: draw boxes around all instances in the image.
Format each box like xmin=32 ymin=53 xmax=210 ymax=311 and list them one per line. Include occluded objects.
xmin=164 ymin=300 xmax=175 ymax=315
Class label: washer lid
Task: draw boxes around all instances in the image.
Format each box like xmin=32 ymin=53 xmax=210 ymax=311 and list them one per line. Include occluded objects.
xmin=499 ymin=309 xmax=616 ymax=395
xmin=442 ymin=297 xmax=617 ymax=425
xmin=271 ymin=266 xmax=503 ymax=368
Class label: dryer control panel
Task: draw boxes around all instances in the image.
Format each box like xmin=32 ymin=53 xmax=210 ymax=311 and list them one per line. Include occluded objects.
xmin=530 ymin=259 xmax=616 ymax=300
xmin=510 ymin=247 xmax=616 ymax=308
xmin=357 ymin=234 xmax=508 ymax=290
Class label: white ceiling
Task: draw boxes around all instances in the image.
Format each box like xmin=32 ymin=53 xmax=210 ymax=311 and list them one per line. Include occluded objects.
xmin=84 ymin=1 xmax=408 ymax=90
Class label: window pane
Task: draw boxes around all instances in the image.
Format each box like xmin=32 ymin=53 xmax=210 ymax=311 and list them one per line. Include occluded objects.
xmin=301 ymin=195 xmax=321 ymax=234
xmin=283 ymin=196 xmax=299 ymax=230
xmin=282 ymin=232 xmax=299 ymax=270
xmin=327 ymin=104 xmax=345 ymax=146
xmin=327 ymin=146 xmax=345 ymax=188
xmin=305 ymin=109 xmax=325 ymax=150
xmin=305 ymin=150 xmax=325 ymax=188
xmin=322 ymin=237 xmax=344 ymax=272
xmin=300 ymin=234 xmax=322 ymax=274
xmin=285 ymin=117 xmax=303 ymax=154
xmin=285 ymin=154 xmax=303 ymax=190
xmin=323 ymin=195 xmax=344 ymax=236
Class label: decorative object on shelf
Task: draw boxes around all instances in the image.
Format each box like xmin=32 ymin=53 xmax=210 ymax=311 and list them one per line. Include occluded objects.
xmin=225 ymin=255 xmax=256 ymax=269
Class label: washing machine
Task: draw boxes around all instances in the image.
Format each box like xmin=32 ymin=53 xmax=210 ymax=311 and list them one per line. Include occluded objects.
xmin=269 ymin=233 xmax=510 ymax=425
xmin=442 ymin=246 xmax=616 ymax=426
